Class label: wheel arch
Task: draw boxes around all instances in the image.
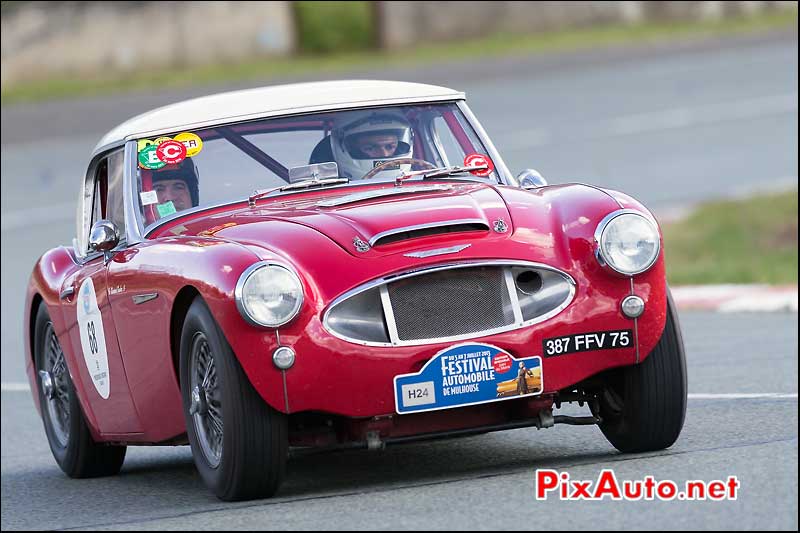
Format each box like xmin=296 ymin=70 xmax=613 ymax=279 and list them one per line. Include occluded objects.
xmin=28 ymin=293 xmax=44 ymax=373
xmin=170 ymin=285 xmax=202 ymax=386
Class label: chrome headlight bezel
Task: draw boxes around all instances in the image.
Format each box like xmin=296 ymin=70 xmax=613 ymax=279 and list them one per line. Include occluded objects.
xmin=234 ymin=261 xmax=304 ymax=328
xmin=594 ymin=210 xmax=661 ymax=276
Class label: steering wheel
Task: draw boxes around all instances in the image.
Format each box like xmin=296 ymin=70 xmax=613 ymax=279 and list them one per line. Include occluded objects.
xmin=361 ymin=158 xmax=437 ymax=180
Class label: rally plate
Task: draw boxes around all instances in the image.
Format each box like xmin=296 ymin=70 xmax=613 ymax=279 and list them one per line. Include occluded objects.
xmin=394 ymin=342 xmax=543 ymax=415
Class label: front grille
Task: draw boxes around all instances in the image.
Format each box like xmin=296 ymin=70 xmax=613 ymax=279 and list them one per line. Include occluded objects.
xmin=387 ymin=266 xmax=515 ymax=341
xmin=323 ymin=262 xmax=575 ymax=346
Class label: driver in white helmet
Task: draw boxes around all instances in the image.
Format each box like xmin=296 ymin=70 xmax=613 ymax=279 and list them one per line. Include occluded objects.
xmin=330 ymin=110 xmax=414 ymax=180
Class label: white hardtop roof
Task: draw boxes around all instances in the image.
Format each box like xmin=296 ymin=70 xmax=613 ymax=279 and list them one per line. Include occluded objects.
xmin=93 ymin=80 xmax=465 ymax=154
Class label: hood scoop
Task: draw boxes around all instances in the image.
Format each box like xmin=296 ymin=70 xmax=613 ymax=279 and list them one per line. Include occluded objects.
xmin=370 ymin=219 xmax=489 ymax=247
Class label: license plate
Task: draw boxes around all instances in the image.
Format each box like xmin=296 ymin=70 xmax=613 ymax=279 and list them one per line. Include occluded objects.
xmin=542 ymin=329 xmax=633 ymax=357
xmin=394 ymin=342 xmax=543 ymax=415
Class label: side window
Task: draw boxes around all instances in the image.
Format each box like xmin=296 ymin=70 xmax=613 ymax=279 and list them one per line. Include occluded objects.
xmin=106 ymin=150 xmax=126 ymax=234
xmin=78 ymin=149 xmax=126 ymax=257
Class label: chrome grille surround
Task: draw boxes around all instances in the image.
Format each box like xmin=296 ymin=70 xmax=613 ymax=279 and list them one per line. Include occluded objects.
xmin=323 ymin=261 xmax=576 ymax=347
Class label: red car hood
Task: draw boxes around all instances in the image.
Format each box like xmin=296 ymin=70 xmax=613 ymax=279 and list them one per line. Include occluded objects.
xmin=180 ymin=182 xmax=515 ymax=256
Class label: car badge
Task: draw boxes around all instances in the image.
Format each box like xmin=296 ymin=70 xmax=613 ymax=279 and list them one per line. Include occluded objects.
xmin=404 ymin=244 xmax=472 ymax=258
xmin=353 ymin=236 xmax=371 ymax=253
xmin=493 ymin=219 xmax=508 ymax=233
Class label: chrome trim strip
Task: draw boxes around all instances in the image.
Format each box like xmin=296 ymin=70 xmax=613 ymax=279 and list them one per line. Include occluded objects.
xmin=594 ymin=209 xmax=661 ymax=276
xmin=368 ymin=218 xmax=488 ymax=247
xmin=503 ymin=268 xmax=524 ymax=325
xmin=404 ymin=244 xmax=471 ymax=258
xmin=630 ymin=277 xmax=641 ymax=364
xmin=234 ymin=261 xmax=304 ymax=328
xmin=282 ymin=369 xmax=290 ymax=413
xmin=132 ymin=293 xmax=159 ymax=305
xmin=427 ymin=120 xmax=451 ymax=168
xmin=317 ymin=184 xmax=453 ymax=207
xmin=322 ymin=260 xmax=576 ymax=347
xmin=379 ymin=285 xmax=401 ymax=345
xmin=124 ymin=140 xmax=146 ymax=246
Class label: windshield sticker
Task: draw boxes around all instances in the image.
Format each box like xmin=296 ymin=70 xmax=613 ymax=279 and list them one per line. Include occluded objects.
xmin=156 ymin=140 xmax=187 ymax=165
xmin=76 ymin=278 xmax=110 ymax=399
xmin=137 ymin=138 xmax=156 ymax=152
xmin=463 ymin=153 xmax=494 ymax=177
xmin=174 ymin=132 xmax=203 ymax=157
xmin=154 ymin=136 xmax=173 ymax=145
xmin=156 ymin=201 xmax=177 ymax=218
xmin=138 ymin=145 xmax=166 ymax=170
xmin=394 ymin=342 xmax=543 ymax=415
xmin=140 ymin=190 xmax=159 ymax=205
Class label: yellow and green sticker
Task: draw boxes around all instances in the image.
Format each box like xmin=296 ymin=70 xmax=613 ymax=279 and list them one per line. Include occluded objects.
xmin=138 ymin=145 xmax=166 ymax=170
xmin=174 ymin=132 xmax=203 ymax=157
xmin=138 ymin=132 xmax=203 ymax=168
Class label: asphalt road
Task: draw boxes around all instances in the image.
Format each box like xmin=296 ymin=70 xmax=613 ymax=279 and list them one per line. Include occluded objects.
xmin=1 ymin=31 xmax=798 ymax=530
xmin=1 ymin=310 xmax=797 ymax=530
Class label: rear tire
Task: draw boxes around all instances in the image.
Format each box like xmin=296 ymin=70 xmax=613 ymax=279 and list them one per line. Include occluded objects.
xmin=33 ymin=304 xmax=126 ymax=477
xmin=179 ymin=298 xmax=287 ymax=501
xmin=597 ymin=290 xmax=688 ymax=452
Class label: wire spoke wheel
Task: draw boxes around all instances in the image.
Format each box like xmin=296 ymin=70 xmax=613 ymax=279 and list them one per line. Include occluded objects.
xmin=190 ymin=332 xmax=223 ymax=468
xmin=44 ymin=322 xmax=71 ymax=448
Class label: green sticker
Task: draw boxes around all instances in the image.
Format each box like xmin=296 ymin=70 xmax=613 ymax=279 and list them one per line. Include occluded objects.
xmin=138 ymin=145 xmax=166 ymax=170
xmin=156 ymin=201 xmax=177 ymax=218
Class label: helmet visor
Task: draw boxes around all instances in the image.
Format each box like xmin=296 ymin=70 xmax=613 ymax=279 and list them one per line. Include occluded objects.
xmin=344 ymin=129 xmax=412 ymax=160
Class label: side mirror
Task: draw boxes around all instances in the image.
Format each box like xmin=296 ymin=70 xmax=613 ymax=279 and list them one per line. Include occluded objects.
xmin=89 ymin=220 xmax=119 ymax=253
xmin=517 ymin=169 xmax=547 ymax=190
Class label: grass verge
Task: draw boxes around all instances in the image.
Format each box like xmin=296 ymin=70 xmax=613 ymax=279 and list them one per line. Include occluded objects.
xmin=1 ymin=9 xmax=796 ymax=105
xmin=663 ymin=190 xmax=798 ymax=285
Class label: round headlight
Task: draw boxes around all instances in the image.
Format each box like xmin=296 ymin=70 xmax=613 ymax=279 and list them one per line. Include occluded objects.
xmin=235 ymin=263 xmax=304 ymax=327
xmin=596 ymin=211 xmax=660 ymax=276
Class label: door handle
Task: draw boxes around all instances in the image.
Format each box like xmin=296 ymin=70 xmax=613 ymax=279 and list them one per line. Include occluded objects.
xmin=59 ymin=286 xmax=75 ymax=300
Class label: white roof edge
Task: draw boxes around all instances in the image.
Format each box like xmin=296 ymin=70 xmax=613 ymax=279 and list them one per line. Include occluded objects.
xmin=92 ymin=80 xmax=465 ymax=156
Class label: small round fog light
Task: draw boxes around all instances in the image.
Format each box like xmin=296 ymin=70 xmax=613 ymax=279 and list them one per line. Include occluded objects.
xmin=621 ymin=295 xmax=645 ymax=318
xmin=273 ymin=346 xmax=296 ymax=370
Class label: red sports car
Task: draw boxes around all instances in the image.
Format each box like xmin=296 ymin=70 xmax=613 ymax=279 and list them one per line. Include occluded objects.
xmin=24 ymin=80 xmax=687 ymax=500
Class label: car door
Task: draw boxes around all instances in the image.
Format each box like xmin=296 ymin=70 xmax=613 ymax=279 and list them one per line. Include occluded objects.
xmin=63 ymin=150 xmax=143 ymax=437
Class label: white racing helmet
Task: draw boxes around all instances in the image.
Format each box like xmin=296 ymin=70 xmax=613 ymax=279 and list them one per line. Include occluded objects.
xmin=331 ymin=110 xmax=414 ymax=180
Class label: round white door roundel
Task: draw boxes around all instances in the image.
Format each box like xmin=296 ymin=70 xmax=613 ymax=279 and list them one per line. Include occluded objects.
xmin=76 ymin=278 xmax=110 ymax=399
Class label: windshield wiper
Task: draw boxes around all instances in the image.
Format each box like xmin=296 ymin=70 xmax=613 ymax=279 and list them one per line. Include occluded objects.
xmin=248 ymin=177 xmax=349 ymax=206
xmin=392 ymin=164 xmax=490 ymax=185
xmin=420 ymin=164 xmax=489 ymax=180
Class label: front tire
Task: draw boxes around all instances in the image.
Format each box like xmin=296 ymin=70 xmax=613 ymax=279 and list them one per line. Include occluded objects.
xmin=597 ymin=290 xmax=688 ymax=452
xmin=33 ymin=304 xmax=126 ymax=477
xmin=179 ymin=298 xmax=287 ymax=501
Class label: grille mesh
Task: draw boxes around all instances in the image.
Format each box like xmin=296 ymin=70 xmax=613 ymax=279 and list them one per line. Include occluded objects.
xmin=388 ymin=266 xmax=515 ymax=341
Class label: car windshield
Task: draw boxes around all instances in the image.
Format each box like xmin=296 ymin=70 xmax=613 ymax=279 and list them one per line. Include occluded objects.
xmin=134 ymin=103 xmax=500 ymax=227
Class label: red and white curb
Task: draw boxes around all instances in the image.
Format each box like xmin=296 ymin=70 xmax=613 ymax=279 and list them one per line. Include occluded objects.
xmin=671 ymin=285 xmax=798 ymax=313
